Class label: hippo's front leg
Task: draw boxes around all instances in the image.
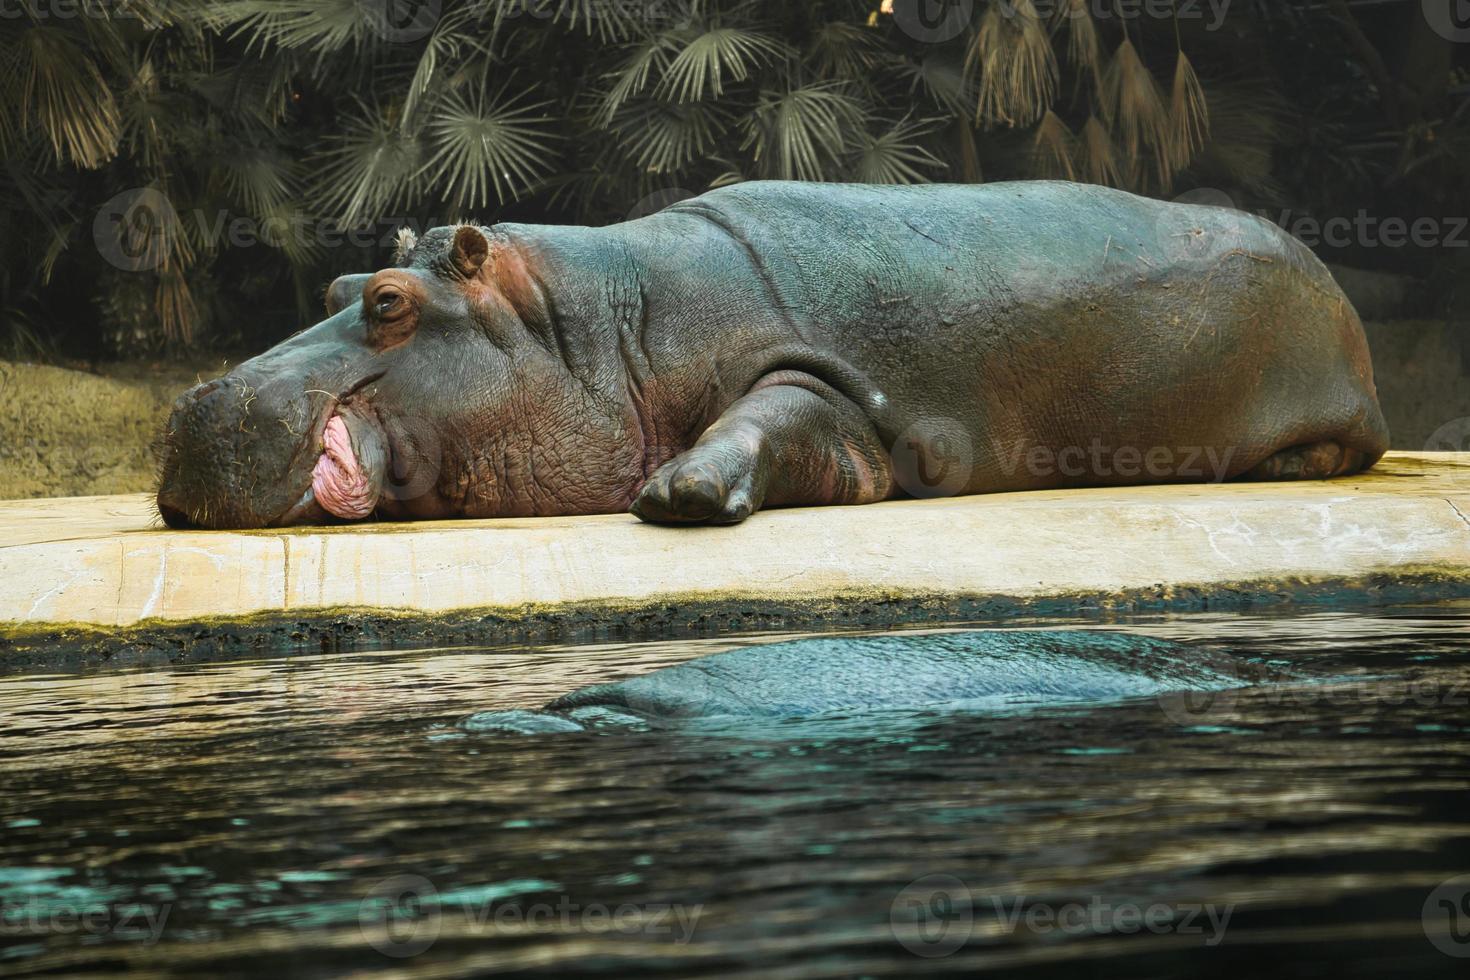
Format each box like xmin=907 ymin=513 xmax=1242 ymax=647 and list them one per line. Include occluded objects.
xmin=631 ymin=380 xmax=893 ymax=525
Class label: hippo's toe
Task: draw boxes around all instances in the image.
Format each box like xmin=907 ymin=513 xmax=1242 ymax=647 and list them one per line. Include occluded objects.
xmin=632 ymin=454 xmax=758 ymax=525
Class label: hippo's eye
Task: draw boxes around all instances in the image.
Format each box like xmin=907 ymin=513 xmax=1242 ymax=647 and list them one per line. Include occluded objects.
xmin=362 ymin=276 xmax=420 ymax=350
xmin=374 ymin=291 xmax=403 ymax=317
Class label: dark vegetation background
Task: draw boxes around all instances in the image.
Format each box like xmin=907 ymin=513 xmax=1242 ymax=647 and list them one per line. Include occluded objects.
xmin=0 ymin=0 xmax=1468 ymax=496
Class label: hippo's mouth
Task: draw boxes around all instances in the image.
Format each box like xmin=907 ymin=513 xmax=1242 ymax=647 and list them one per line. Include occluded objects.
xmin=272 ymin=405 xmax=388 ymax=526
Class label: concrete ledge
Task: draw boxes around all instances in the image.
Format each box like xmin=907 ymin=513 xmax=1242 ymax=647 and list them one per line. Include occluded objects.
xmin=2 ymin=453 xmax=1468 ymax=646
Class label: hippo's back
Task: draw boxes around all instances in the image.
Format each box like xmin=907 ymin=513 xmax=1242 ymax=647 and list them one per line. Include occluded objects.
xmin=657 ymin=180 xmax=1387 ymax=486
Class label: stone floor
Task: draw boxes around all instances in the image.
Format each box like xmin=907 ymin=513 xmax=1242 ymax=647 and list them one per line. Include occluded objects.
xmin=2 ymin=453 xmax=1467 ymax=635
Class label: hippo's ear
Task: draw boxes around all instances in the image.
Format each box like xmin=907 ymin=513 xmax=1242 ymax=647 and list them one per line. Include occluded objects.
xmin=450 ymin=225 xmax=490 ymax=279
xmin=325 ymin=274 xmax=373 ymax=317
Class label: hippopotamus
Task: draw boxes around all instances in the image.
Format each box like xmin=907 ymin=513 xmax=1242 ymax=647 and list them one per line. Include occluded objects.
xmin=155 ymin=180 xmax=1389 ymax=529
xmin=458 ymin=630 xmax=1274 ymax=734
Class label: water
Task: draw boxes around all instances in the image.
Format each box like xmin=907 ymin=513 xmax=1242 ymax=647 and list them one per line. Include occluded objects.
xmin=2 ymin=605 xmax=1468 ymax=977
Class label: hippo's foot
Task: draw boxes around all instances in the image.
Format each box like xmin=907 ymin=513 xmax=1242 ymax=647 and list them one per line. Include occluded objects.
xmin=1241 ymin=440 xmax=1371 ymax=481
xmin=631 ymin=381 xmax=893 ymax=525
xmin=632 ymin=447 xmax=767 ymax=525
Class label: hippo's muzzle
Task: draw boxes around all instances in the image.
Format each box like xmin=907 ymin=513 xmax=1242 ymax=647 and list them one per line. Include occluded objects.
xmin=156 ymin=370 xmax=391 ymax=530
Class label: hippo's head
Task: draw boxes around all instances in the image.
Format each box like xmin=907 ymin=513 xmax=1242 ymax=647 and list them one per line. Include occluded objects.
xmin=155 ymin=224 xmax=633 ymax=529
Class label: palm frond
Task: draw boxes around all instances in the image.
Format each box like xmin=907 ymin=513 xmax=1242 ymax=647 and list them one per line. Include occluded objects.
xmin=308 ymin=102 xmax=428 ymax=221
xmin=217 ymin=147 xmax=299 ymax=216
xmin=968 ymin=0 xmax=1057 ymax=128
xmin=1079 ymin=114 xmax=1121 ymax=186
xmin=424 ymin=85 xmax=560 ymax=211
xmin=1053 ymin=0 xmax=1102 ymax=96
xmin=657 ymin=26 xmax=787 ymax=103
xmin=18 ymin=26 xmax=121 ymax=168
xmin=809 ymin=20 xmax=884 ymax=78
xmin=605 ymin=99 xmax=725 ymax=173
xmin=595 ymin=35 xmax=680 ymax=125
xmin=742 ymin=83 xmax=867 ymax=182
xmin=1031 ymin=109 xmax=1077 ymax=181
xmin=850 ymin=115 xmax=947 ymax=184
xmin=203 ymin=0 xmax=378 ymax=54
xmin=1167 ymin=50 xmax=1210 ymax=174
xmin=898 ymin=53 xmax=973 ymax=116
xmin=542 ymin=0 xmax=672 ymax=44
xmin=401 ymin=7 xmax=488 ymax=130
xmin=1101 ymin=38 xmax=1170 ymax=185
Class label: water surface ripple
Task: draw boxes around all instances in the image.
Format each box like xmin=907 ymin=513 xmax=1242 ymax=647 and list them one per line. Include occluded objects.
xmin=1 ymin=606 xmax=1468 ymax=976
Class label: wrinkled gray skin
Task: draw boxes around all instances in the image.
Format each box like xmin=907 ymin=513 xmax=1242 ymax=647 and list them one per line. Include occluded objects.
xmin=156 ymin=181 xmax=1389 ymax=529
xmin=460 ymin=630 xmax=1270 ymax=734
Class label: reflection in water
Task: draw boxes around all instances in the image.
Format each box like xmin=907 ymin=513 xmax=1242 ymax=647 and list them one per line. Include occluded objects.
xmin=1 ymin=606 xmax=1468 ymax=976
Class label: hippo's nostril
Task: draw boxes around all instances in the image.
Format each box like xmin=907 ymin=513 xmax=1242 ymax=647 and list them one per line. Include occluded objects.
xmin=191 ymin=380 xmax=222 ymax=401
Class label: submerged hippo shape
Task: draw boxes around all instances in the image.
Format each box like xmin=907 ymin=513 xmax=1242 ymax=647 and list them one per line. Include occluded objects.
xmin=156 ymin=181 xmax=1389 ymax=529
xmin=460 ymin=630 xmax=1271 ymax=734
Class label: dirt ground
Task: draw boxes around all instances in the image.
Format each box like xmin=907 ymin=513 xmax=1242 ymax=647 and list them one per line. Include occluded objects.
xmin=0 ymin=356 xmax=237 ymax=500
xmin=1 ymin=322 xmax=1466 ymax=500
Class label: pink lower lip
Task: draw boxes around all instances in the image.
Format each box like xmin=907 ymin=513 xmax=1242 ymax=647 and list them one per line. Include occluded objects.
xmin=311 ymin=414 xmax=377 ymax=520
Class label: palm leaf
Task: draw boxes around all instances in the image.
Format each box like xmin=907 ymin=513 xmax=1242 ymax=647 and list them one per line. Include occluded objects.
xmin=308 ymin=101 xmax=429 ymax=221
xmin=204 ymin=0 xmax=378 ymax=55
xmin=1031 ymin=109 xmax=1077 ymax=181
xmin=1102 ymin=38 xmax=1170 ymax=186
xmin=657 ymin=26 xmax=787 ymax=103
xmin=742 ymin=83 xmax=867 ymax=181
xmin=850 ymin=114 xmax=947 ymax=184
xmin=424 ymin=84 xmax=560 ymax=211
xmin=401 ymin=7 xmax=489 ymax=130
xmin=968 ymin=0 xmax=1057 ymax=128
xmin=605 ymin=99 xmax=726 ymax=174
xmin=809 ymin=20 xmax=884 ymax=78
xmin=18 ymin=25 xmax=121 ymax=168
xmin=595 ymin=35 xmax=681 ymax=125
xmin=1167 ymin=50 xmax=1210 ymax=175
